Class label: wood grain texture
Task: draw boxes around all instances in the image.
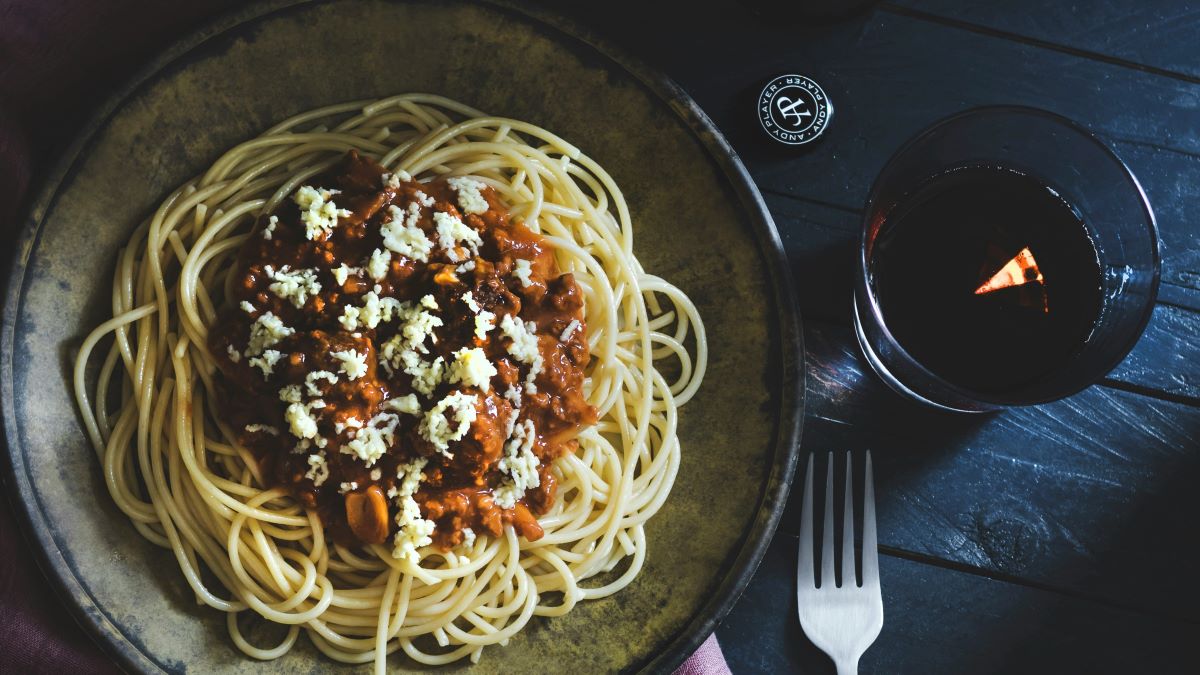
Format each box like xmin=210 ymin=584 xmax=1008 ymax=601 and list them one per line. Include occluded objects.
xmin=716 ymin=533 xmax=1200 ymax=674
xmin=887 ymin=0 xmax=1200 ymax=81
xmin=785 ymin=320 xmax=1200 ymax=619
xmin=765 ymin=192 xmax=1200 ymax=402
xmin=529 ymin=1 xmax=1200 ymax=669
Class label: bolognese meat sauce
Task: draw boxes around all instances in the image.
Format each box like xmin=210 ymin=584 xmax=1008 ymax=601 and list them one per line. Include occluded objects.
xmin=208 ymin=151 xmax=596 ymax=556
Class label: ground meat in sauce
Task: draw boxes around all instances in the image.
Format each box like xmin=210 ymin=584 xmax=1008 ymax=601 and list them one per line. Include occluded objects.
xmin=208 ymin=150 xmax=597 ymax=552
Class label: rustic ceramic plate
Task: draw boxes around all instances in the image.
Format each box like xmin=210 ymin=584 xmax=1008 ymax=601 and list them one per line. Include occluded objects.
xmin=1 ymin=1 xmax=802 ymax=672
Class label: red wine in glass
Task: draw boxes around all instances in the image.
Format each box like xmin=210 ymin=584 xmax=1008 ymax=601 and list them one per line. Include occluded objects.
xmin=870 ymin=165 xmax=1103 ymax=394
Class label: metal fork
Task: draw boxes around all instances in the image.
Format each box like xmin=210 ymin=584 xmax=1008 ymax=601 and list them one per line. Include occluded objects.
xmin=797 ymin=451 xmax=883 ymax=675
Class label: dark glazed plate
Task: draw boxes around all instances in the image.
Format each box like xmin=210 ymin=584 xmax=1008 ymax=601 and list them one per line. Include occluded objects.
xmin=1 ymin=1 xmax=803 ymax=672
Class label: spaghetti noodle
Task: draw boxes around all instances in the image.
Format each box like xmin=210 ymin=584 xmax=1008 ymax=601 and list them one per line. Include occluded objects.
xmin=73 ymin=94 xmax=706 ymax=670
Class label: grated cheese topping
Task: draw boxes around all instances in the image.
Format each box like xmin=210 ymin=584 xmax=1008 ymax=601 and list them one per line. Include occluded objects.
xmin=304 ymin=452 xmax=330 ymax=486
xmin=305 ymin=370 xmax=338 ymax=397
xmin=332 ymin=349 xmax=368 ymax=380
xmin=447 ymin=347 xmax=498 ymax=391
xmin=447 ymin=176 xmax=489 ymax=215
xmin=248 ymin=349 xmax=282 ymax=379
xmin=246 ymin=312 xmax=294 ymax=357
xmin=381 ymin=203 xmax=433 ymax=262
xmin=383 ymin=170 xmax=412 ymax=189
xmin=433 ymin=211 xmax=482 ymax=262
xmin=293 ymin=186 xmax=350 ymax=240
xmin=419 ymin=392 xmax=478 ymax=457
xmin=266 ymin=265 xmax=322 ymax=308
xmin=513 ymin=259 xmax=533 ymax=288
xmin=391 ymin=458 xmax=434 ymax=561
xmin=494 ymin=419 xmax=541 ymax=509
xmin=559 ymin=319 xmax=581 ymax=343
xmin=367 ymin=248 xmax=391 ymax=281
xmin=342 ymin=411 xmax=400 ymax=466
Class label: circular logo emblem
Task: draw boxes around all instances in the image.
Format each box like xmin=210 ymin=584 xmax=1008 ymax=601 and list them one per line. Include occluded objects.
xmin=757 ymin=74 xmax=832 ymax=146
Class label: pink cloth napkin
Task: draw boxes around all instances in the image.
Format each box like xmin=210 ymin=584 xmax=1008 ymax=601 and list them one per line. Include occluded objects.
xmin=674 ymin=633 xmax=734 ymax=675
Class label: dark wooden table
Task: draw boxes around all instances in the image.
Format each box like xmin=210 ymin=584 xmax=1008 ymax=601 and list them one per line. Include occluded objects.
xmin=4 ymin=1 xmax=1198 ymax=673
xmin=553 ymin=1 xmax=1200 ymax=672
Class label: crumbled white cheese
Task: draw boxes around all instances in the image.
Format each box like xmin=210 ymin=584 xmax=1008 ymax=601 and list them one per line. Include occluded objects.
xmin=246 ymin=312 xmax=294 ymax=357
xmin=381 ymin=203 xmax=433 ymax=261
xmin=338 ymin=290 xmax=404 ymax=331
xmin=498 ymin=314 xmax=543 ymax=389
xmin=433 ymin=211 xmax=482 ymax=262
xmin=305 ymin=370 xmax=338 ymax=397
xmin=494 ymin=419 xmax=541 ymax=509
xmin=475 ymin=311 xmax=496 ymax=341
xmin=448 ymin=347 xmax=497 ymax=391
xmin=263 ymin=215 xmax=278 ymax=240
xmin=384 ymin=394 xmax=422 ymax=415
xmin=391 ymin=458 xmax=434 ymax=561
xmin=226 ymin=344 xmax=241 ymax=363
xmin=367 ymin=248 xmax=391 ymax=282
xmin=240 ymin=301 xmax=256 ymax=314
xmin=383 ymin=170 xmax=412 ymax=189
xmin=392 ymin=496 xmax=435 ymax=561
xmin=248 ymin=349 xmax=282 ymax=378
xmin=559 ymin=319 xmax=581 ymax=343
xmin=266 ymin=265 xmax=322 ymax=308
xmin=512 ymin=259 xmax=533 ymax=288
xmin=419 ymin=392 xmax=478 ymax=456
xmin=420 ymin=294 xmax=438 ymax=310
xmin=370 ymin=468 xmax=382 ymax=481
xmin=335 ymin=417 xmax=363 ymax=433
xmin=396 ymin=351 xmax=445 ymax=396
xmin=376 ymin=303 xmax=443 ymax=367
xmin=447 ymin=176 xmax=489 ymax=215
xmin=503 ymin=385 xmax=522 ymax=409
xmin=342 ymin=411 xmax=400 ymax=466
xmin=461 ymin=528 xmax=476 ymax=549
xmin=285 ymin=400 xmax=321 ymax=439
xmin=456 ymin=260 xmax=476 ymax=274
xmin=293 ymin=186 xmax=349 ymax=240
xmin=461 ymin=291 xmax=481 ymax=314
xmin=338 ymin=481 xmax=358 ymax=494
xmin=414 ymin=190 xmax=435 ymax=207
xmin=332 ymin=349 xmax=368 ymax=380
xmin=333 ymin=264 xmax=354 ymax=287
xmin=244 ymin=424 xmax=279 ymax=436
xmin=396 ymin=457 xmax=427 ymax=496
xmin=278 ymin=384 xmax=302 ymax=403
xmin=305 ymin=453 xmax=329 ymax=486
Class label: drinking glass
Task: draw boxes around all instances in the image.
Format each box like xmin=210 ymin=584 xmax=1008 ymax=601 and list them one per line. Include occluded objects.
xmin=853 ymin=106 xmax=1160 ymax=412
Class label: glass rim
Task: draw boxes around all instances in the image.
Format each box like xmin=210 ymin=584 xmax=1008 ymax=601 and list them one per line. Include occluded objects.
xmin=856 ymin=104 xmax=1161 ymax=407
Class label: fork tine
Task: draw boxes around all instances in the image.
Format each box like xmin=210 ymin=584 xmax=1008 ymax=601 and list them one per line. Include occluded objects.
xmin=842 ymin=451 xmax=856 ymax=587
xmin=861 ymin=450 xmax=880 ymax=586
xmin=821 ymin=453 xmax=835 ymax=588
xmin=797 ymin=453 xmax=815 ymax=587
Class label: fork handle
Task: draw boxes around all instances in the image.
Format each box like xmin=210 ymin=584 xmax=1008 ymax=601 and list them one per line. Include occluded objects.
xmin=835 ymin=657 xmax=859 ymax=675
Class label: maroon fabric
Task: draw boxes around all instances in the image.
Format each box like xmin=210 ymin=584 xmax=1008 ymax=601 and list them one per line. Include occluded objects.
xmin=0 ymin=2 xmax=733 ymax=672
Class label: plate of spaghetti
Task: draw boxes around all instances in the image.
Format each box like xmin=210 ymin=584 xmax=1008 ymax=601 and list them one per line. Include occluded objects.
xmin=1 ymin=1 xmax=802 ymax=673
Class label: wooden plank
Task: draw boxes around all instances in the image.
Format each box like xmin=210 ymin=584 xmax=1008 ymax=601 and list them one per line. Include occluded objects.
xmin=767 ymin=192 xmax=1200 ymax=402
xmin=556 ymin=5 xmax=1200 ymax=291
xmin=886 ymin=0 xmax=1200 ymax=81
xmin=716 ymin=532 xmax=1200 ymax=674
xmin=777 ymin=320 xmax=1200 ymax=618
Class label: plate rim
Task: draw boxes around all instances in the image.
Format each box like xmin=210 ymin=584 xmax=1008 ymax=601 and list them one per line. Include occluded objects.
xmin=0 ymin=1 xmax=805 ymax=672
